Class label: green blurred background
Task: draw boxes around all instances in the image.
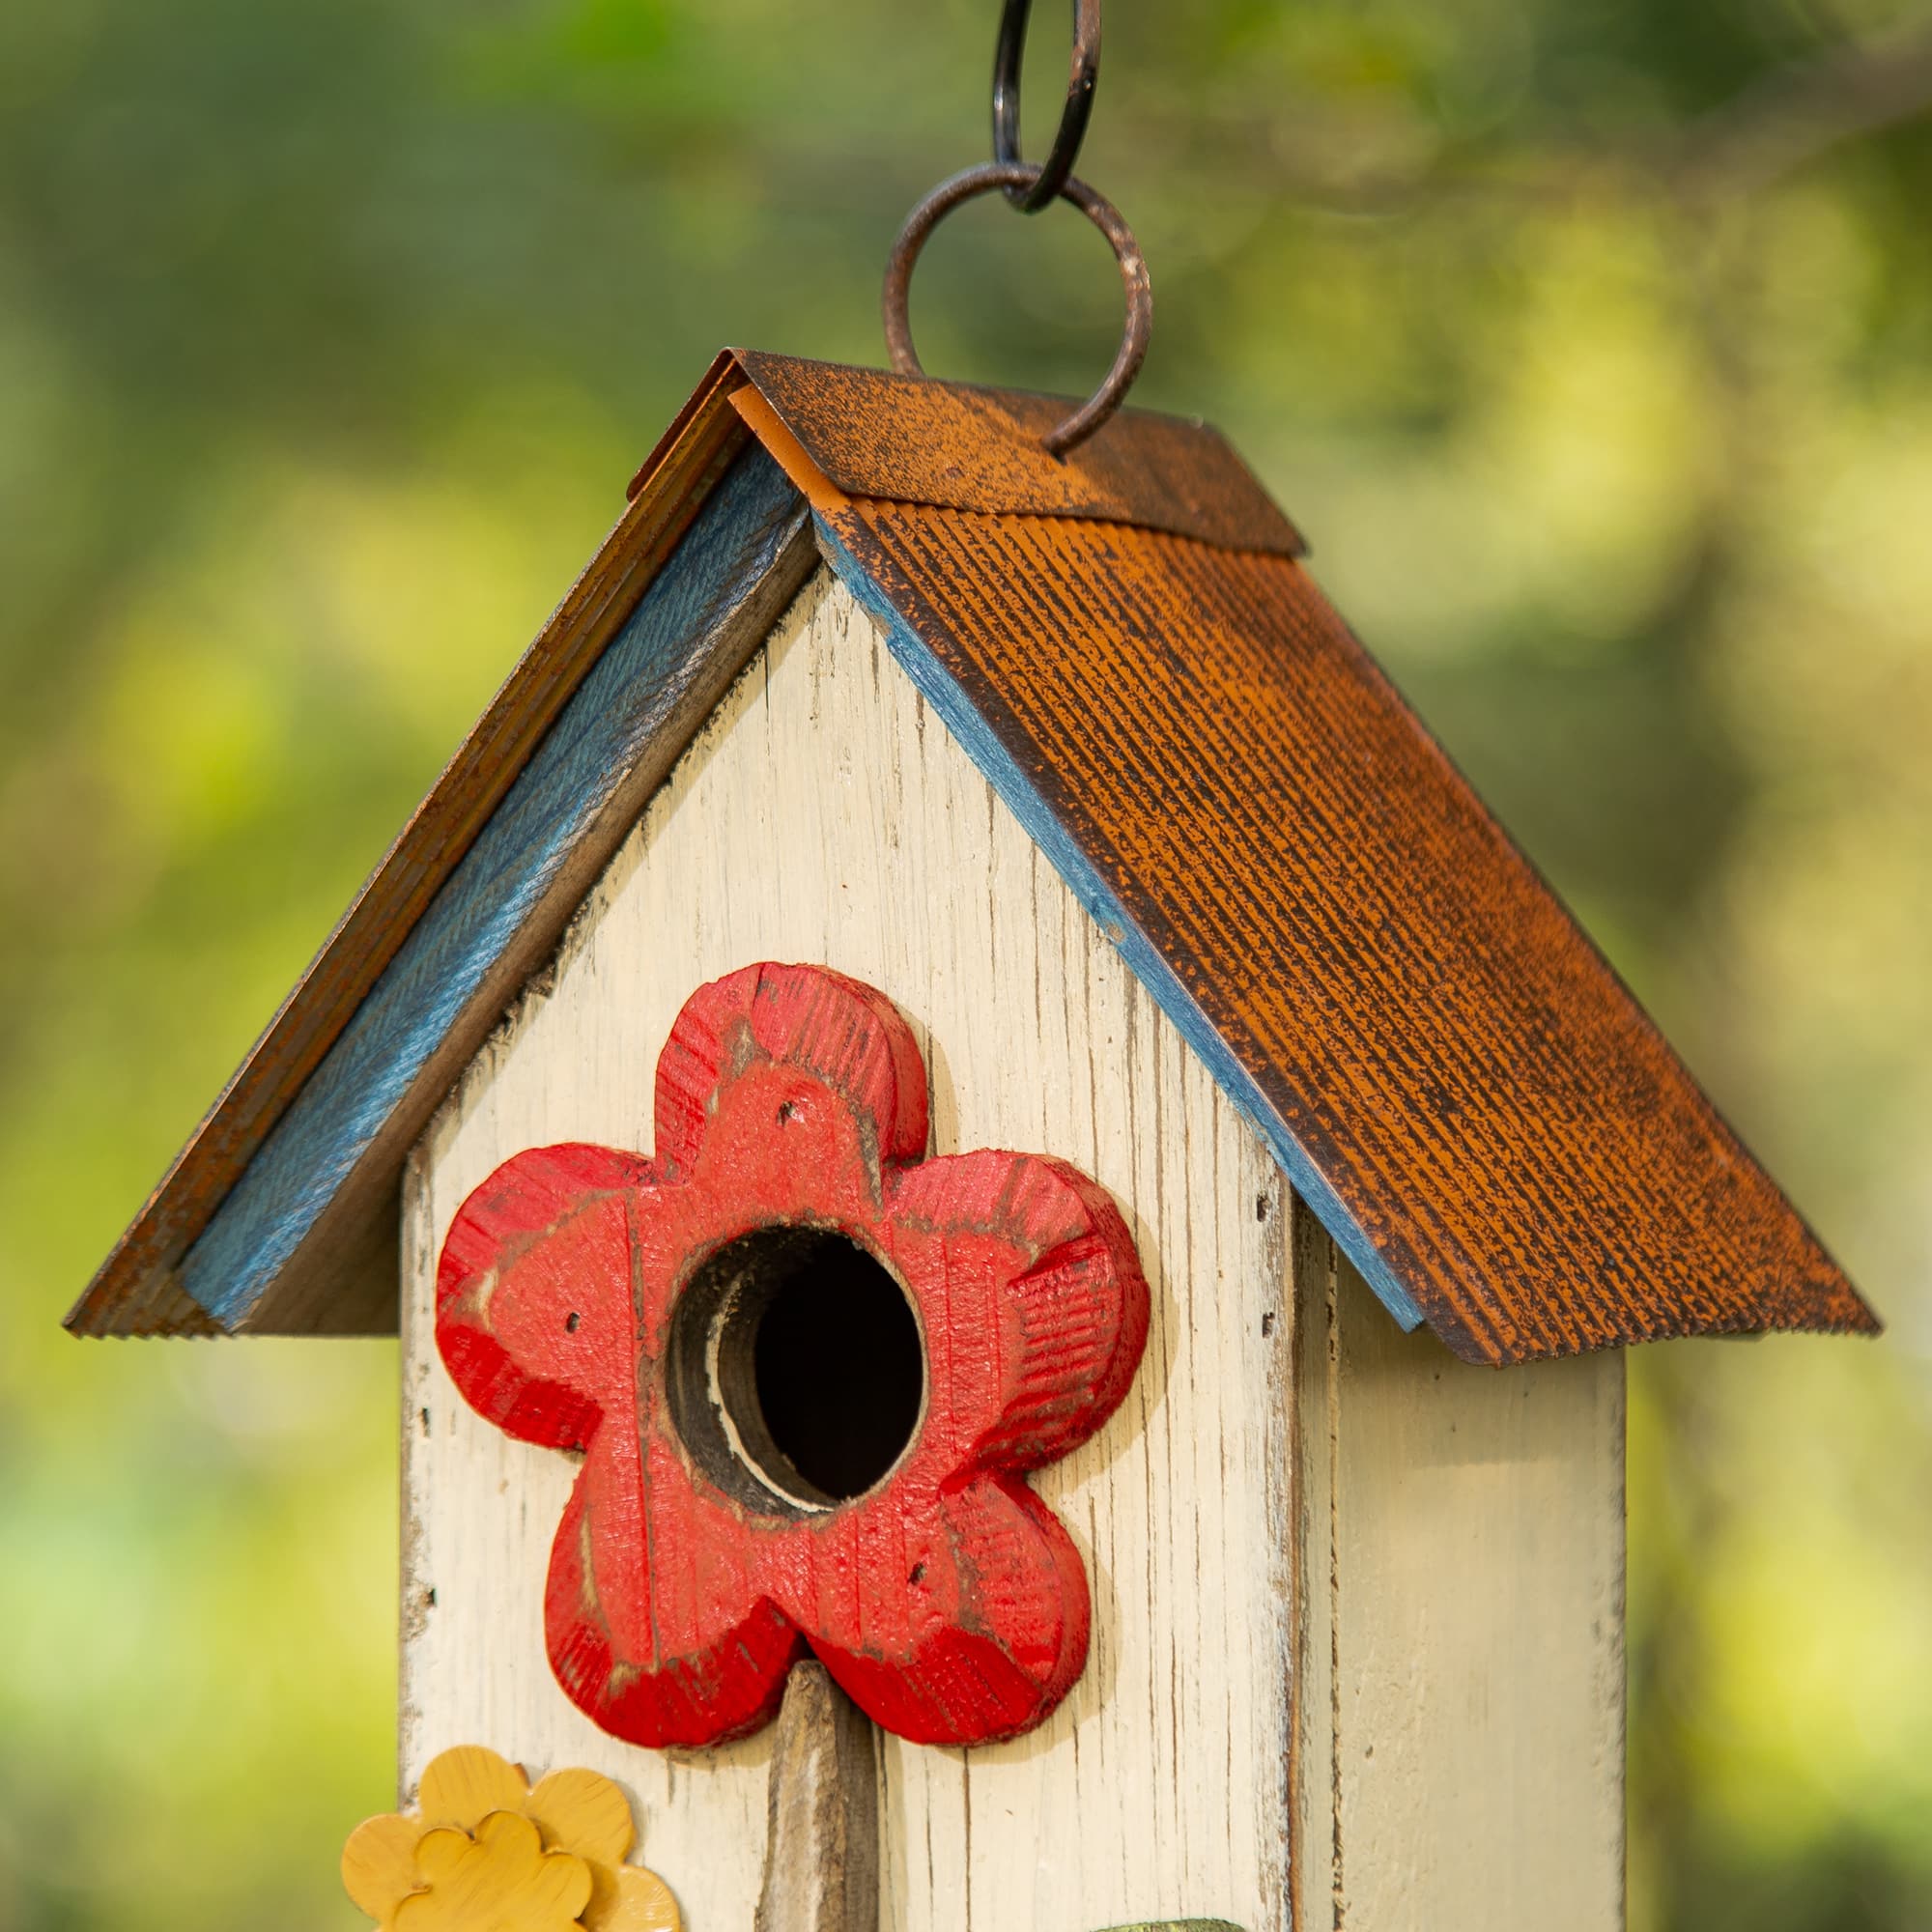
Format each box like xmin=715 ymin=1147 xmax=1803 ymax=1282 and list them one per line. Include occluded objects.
xmin=2 ymin=1 xmax=1928 ymax=1926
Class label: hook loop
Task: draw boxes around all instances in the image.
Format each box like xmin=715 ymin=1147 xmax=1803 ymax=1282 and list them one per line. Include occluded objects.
xmin=992 ymin=0 xmax=1101 ymax=213
xmin=882 ymin=161 xmax=1151 ymax=458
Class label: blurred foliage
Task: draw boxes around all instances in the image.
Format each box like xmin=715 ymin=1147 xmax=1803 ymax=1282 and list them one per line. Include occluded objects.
xmin=1 ymin=1 xmax=1928 ymax=1927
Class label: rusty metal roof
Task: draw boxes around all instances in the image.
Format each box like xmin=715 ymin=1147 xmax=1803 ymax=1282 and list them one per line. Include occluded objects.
xmin=71 ymin=351 xmax=1877 ymax=1361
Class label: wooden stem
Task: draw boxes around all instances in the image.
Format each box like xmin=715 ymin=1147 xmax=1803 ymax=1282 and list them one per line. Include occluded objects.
xmin=754 ymin=1661 xmax=880 ymax=1932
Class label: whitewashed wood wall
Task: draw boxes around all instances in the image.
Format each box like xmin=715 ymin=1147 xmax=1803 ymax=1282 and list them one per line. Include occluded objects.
xmin=400 ymin=568 xmax=1625 ymax=1932
xmin=1290 ymin=1213 xmax=1626 ymax=1929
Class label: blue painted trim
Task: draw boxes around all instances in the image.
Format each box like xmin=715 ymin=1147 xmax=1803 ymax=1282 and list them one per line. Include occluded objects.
xmin=182 ymin=448 xmax=810 ymax=1327
xmin=814 ymin=517 xmax=1428 ymax=1335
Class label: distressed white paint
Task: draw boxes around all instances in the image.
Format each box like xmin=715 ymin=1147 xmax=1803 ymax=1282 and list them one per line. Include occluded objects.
xmin=401 ymin=565 xmax=1626 ymax=1932
xmin=1290 ymin=1214 xmax=1628 ymax=1931
xmin=403 ymin=570 xmax=1294 ymax=1932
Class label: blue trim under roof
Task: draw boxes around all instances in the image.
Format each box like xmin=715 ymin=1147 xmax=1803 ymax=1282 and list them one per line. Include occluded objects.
xmin=814 ymin=520 xmax=1427 ymax=1335
xmin=180 ymin=447 xmax=810 ymax=1325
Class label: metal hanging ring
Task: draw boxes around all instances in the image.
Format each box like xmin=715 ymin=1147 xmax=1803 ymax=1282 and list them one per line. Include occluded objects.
xmin=882 ymin=160 xmax=1151 ymax=458
xmin=992 ymin=0 xmax=1101 ymax=213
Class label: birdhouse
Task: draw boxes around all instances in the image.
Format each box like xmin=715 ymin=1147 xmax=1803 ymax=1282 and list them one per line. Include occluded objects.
xmin=71 ymin=352 xmax=1877 ymax=1932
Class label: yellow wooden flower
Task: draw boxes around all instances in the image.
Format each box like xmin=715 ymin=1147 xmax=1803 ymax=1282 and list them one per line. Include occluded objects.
xmin=396 ymin=1812 xmax=590 ymax=1932
xmin=342 ymin=1746 xmax=682 ymax=1932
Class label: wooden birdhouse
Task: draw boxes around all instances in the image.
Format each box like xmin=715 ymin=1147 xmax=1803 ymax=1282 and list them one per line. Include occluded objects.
xmin=71 ymin=352 xmax=1878 ymax=1932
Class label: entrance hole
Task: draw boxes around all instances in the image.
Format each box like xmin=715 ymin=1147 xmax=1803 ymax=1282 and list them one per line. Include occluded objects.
xmin=667 ymin=1227 xmax=925 ymax=1513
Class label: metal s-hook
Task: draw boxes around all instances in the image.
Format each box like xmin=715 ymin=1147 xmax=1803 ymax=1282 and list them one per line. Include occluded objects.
xmin=883 ymin=0 xmax=1148 ymax=458
xmin=991 ymin=0 xmax=1102 ymax=213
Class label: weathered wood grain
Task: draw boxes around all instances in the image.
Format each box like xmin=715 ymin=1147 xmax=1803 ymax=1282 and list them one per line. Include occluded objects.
xmin=754 ymin=1662 xmax=880 ymax=1932
xmin=404 ymin=572 xmax=1294 ymax=1932
xmin=1289 ymin=1204 xmax=1627 ymax=1930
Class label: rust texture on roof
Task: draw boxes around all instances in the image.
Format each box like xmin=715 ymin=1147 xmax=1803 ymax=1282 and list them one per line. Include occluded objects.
xmin=71 ymin=350 xmax=1877 ymax=1359
xmin=810 ymin=492 xmax=1876 ymax=1363
xmin=729 ymin=350 xmax=1304 ymax=554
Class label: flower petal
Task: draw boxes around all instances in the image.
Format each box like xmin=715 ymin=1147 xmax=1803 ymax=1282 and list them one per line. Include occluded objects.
xmin=398 ymin=1814 xmax=592 ymax=1932
xmin=654 ymin=963 xmax=927 ymax=1177
xmin=438 ymin=1146 xmax=654 ymax=1451
xmin=341 ymin=1812 xmax=423 ymax=1923
xmin=586 ymin=1865 xmax=683 ymax=1932
xmin=544 ymin=1433 xmax=805 ymax=1748
xmin=524 ymin=1766 xmax=634 ymax=1867
xmin=809 ymin=1473 xmax=1091 ymax=1744
xmin=417 ymin=1746 xmax=529 ymax=1832
xmin=410 ymin=1825 xmax=477 ymax=1887
xmin=888 ymin=1149 xmax=1148 ymax=1470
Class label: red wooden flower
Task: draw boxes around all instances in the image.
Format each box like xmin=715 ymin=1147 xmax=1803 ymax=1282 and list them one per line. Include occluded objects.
xmin=437 ymin=963 xmax=1149 ymax=1750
